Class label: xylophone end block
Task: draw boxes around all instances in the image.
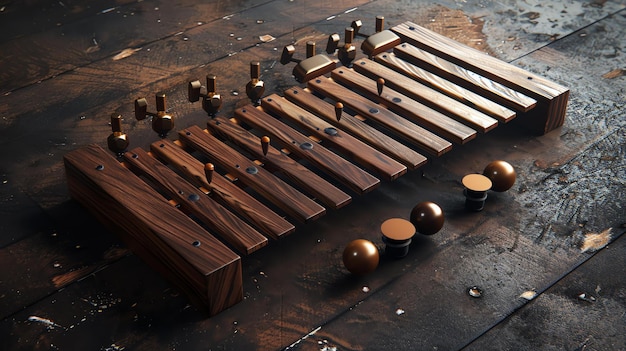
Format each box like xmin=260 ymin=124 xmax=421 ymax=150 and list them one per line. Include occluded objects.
xmin=293 ymin=55 xmax=336 ymax=83
xmin=361 ymin=30 xmax=401 ymax=58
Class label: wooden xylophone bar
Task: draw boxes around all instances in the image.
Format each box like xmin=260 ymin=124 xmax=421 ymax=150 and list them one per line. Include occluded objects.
xmin=64 ymin=21 xmax=569 ymax=315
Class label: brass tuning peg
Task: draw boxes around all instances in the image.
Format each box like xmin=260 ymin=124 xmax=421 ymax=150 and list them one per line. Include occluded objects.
xmin=326 ymin=33 xmax=340 ymax=54
xmin=204 ymin=163 xmax=214 ymax=184
xmin=189 ymin=74 xmax=223 ymax=117
xmin=377 ymin=77 xmax=385 ymax=96
xmin=326 ymin=28 xmax=357 ymax=67
xmin=279 ymin=41 xmax=337 ymax=83
xmin=339 ymin=27 xmax=357 ymax=67
xmin=246 ymin=61 xmax=265 ymax=106
xmin=107 ymin=113 xmax=129 ymax=155
xmin=351 ymin=19 xmax=365 ymax=38
xmin=353 ymin=16 xmax=401 ymax=58
xmin=261 ymin=136 xmax=270 ymax=157
xmin=135 ymin=93 xmax=174 ymax=138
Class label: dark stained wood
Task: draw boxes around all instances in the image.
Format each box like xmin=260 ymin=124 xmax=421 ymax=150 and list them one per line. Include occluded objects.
xmin=307 ymin=76 xmax=452 ymax=156
xmin=179 ymin=125 xmax=326 ymax=222
xmin=392 ymin=22 xmax=570 ymax=134
xmin=374 ymin=52 xmax=517 ymax=123
xmin=122 ymin=147 xmax=268 ymax=255
xmin=260 ymin=94 xmax=407 ymax=180
xmin=284 ymin=86 xmax=428 ymax=170
xmin=206 ymin=116 xmax=352 ymax=210
xmin=149 ymin=138 xmax=295 ymax=240
xmin=234 ymin=105 xmax=381 ymax=194
xmin=353 ymin=57 xmax=500 ymax=132
xmin=3 ymin=1 xmax=624 ymax=350
xmin=331 ymin=68 xmax=477 ymax=144
xmin=63 ymin=144 xmax=242 ymax=316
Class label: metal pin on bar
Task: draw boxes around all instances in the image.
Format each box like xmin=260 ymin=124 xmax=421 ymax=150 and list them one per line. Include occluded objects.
xmin=246 ymin=61 xmax=265 ymax=105
xmin=261 ymin=136 xmax=270 ymax=157
xmin=335 ymin=102 xmax=343 ymax=122
xmin=377 ymin=77 xmax=385 ymax=96
xmin=204 ymin=163 xmax=214 ymax=184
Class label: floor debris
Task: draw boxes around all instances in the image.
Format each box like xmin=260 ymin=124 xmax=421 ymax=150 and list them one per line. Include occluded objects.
xmin=112 ymin=48 xmax=142 ymax=61
xmin=519 ymin=290 xmax=537 ymax=300
xmin=580 ymin=228 xmax=612 ymax=252
xmin=468 ymin=286 xmax=483 ymax=298
xmin=27 ymin=316 xmax=66 ymax=330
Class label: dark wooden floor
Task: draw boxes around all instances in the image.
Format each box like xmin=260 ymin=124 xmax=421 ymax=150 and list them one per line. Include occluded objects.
xmin=1 ymin=0 xmax=625 ymax=350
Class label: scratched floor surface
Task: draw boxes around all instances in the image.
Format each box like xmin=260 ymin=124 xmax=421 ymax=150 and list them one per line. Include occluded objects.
xmin=0 ymin=0 xmax=624 ymax=350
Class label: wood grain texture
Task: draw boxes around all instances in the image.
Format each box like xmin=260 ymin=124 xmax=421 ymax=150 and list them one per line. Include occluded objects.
xmin=206 ymin=116 xmax=352 ymax=210
xmin=261 ymin=94 xmax=407 ymax=180
xmin=63 ymin=144 xmax=242 ymax=316
xmin=179 ymin=125 xmax=326 ymax=222
xmin=307 ymin=76 xmax=452 ymax=156
xmin=331 ymin=68 xmax=477 ymax=144
xmin=149 ymin=138 xmax=295 ymax=240
xmin=3 ymin=1 xmax=623 ymax=349
xmin=122 ymin=147 xmax=268 ymax=255
xmin=284 ymin=86 xmax=428 ymax=170
xmin=234 ymin=105 xmax=381 ymax=194
xmin=353 ymin=57 xmax=500 ymax=132
xmin=392 ymin=22 xmax=570 ymax=134
xmin=393 ymin=42 xmax=537 ymax=113
xmin=374 ymin=52 xmax=516 ymax=123
xmin=393 ymin=21 xmax=570 ymax=100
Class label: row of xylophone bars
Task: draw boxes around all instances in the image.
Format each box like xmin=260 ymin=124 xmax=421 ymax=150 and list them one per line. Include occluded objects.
xmin=64 ymin=20 xmax=569 ymax=315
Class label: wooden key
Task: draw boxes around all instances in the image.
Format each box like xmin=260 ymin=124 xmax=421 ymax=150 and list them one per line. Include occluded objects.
xmin=64 ymin=144 xmax=242 ymax=316
xmin=353 ymin=58 xmax=499 ymax=133
xmin=375 ymin=52 xmax=516 ymax=123
xmin=331 ymin=68 xmax=477 ymax=144
xmin=206 ymin=116 xmax=352 ymax=209
xmin=235 ymin=106 xmax=380 ymax=194
xmin=149 ymin=139 xmax=294 ymax=240
xmin=307 ymin=76 xmax=452 ymax=156
xmin=392 ymin=21 xmax=569 ymax=135
xmin=284 ymin=86 xmax=427 ymax=170
xmin=393 ymin=42 xmax=536 ymax=114
xmin=261 ymin=94 xmax=407 ymax=181
xmin=123 ymin=147 xmax=268 ymax=255
xmin=180 ymin=126 xmax=326 ymax=222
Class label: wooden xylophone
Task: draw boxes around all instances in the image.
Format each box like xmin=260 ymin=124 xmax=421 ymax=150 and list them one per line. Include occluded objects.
xmin=63 ymin=21 xmax=569 ymax=316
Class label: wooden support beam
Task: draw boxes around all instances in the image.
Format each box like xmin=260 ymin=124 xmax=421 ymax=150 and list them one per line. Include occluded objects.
xmin=63 ymin=144 xmax=242 ymax=316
